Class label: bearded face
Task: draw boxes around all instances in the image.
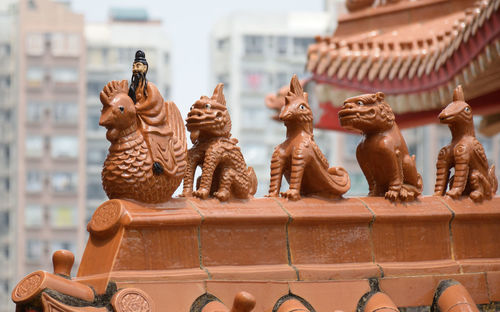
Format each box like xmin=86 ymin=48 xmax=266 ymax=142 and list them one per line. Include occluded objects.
xmin=128 ymin=62 xmax=148 ymax=103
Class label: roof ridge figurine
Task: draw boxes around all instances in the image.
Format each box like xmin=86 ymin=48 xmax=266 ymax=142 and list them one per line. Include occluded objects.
xmin=99 ymin=50 xmax=187 ymax=203
xmin=339 ymin=91 xmax=423 ymax=201
xmin=267 ymin=74 xmax=350 ymax=201
xmin=181 ymin=83 xmax=257 ymax=201
xmin=434 ymin=85 xmax=498 ymax=202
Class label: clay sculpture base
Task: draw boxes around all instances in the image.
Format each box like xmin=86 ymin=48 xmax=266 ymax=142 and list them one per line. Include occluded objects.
xmin=14 ymin=196 xmax=500 ymax=311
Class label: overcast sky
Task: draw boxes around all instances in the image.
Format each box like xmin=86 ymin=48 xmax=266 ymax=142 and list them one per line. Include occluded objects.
xmin=70 ymin=0 xmax=325 ymax=114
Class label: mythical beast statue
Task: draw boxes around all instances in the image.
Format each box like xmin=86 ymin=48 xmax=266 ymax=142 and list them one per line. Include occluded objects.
xmin=434 ymin=85 xmax=497 ymax=202
xmin=267 ymin=75 xmax=350 ymax=201
xmin=339 ymin=91 xmax=422 ymax=201
xmin=182 ymin=83 xmax=257 ymax=201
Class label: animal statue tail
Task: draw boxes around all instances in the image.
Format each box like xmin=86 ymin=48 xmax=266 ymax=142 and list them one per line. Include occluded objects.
xmin=247 ymin=167 xmax=258 ymax=195
xmin=165 ymin=101 xmax=187 ymax=177
xmin=327 ymin=166 xmax=351 ymax=195
xmin=489 ymin=165 xmax=498 ymax=194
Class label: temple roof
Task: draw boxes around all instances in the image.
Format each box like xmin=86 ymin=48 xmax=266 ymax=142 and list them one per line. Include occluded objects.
xmin=292 ymin=0 xmax=500 ymax=131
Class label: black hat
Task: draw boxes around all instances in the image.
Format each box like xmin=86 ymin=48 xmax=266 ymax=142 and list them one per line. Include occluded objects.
xmin=134 ymin=50 xmax=148 ymax=66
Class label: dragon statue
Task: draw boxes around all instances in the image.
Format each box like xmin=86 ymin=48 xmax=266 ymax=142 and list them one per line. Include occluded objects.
xmin=182 ymin=83 xmax=257 ymax=201
xmin=338 ymin=91 xmax=422 ymax=201
xmin=267 ymin=75 xmax=350 ymax=201
xmin=434 ymin=85 xmax=498 ymax=202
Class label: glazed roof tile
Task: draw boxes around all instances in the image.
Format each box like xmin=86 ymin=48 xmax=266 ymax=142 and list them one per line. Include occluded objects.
xmin=307 ymin=0 xmax=500 ymax=94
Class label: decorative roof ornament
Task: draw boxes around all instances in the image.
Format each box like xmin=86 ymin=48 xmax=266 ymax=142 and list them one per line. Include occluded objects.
xmin=339 ymin=91 xmax=422 ymax=201
xmin=267 ymin=75 xmax=350 ymax=200
xmin=99 ymin=51 xmax=187 ymax=204
xmin=182 ymin=83 xmax=257 ymax=201
xmin=434 ymin=85 xmax=498 ymax=202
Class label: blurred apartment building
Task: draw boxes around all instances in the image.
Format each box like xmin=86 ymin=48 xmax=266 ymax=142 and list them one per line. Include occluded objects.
xmin=0 ymin=0 xmax=17 ymax=310
xmin=85 ymin=8 xmax=172 ymax=222
xmin=17 ymin=0 xmax=86 ymax=280
xmin=0 ymin=0 xmax=86 ymax=310
xmin=210 ymin=12 xmax=336 ymax=196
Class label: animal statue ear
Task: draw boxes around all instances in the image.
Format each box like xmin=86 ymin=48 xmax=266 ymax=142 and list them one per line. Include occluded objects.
xmin=289 ymin=74 xmax=303 ymax=96
xmin=453 ymin=85 xmax=465 ymax=101
xmin=211 ymin=83 xmax=226 ymax=106
xmin=304 ymin=92 xmax=309 ymax=103
xmin=376 ymin=92 xmax=385 ymax=101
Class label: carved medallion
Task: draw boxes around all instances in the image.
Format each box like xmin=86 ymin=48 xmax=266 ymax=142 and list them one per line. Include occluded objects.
xmin=111 ymin=288 xmax=153 ymax=312
xmin=88 ymin=200 xmax=124 ymax=236
xmin=12 ymin=271 xmax=44 ymax=302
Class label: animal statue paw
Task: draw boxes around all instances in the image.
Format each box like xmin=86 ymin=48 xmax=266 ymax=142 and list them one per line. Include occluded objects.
xmin=265 ymin=191 xmax=280 ymax=198
xmin=213 ymin=189 xmax=230 ymax=201
xmin=385 ymin=189 xmax=400 ymax=201
xmin=193 ymin=188 xmax=210 ymax=199
xmin=446 ymin=188 xmax=462 ymax=199
xmin=179 ymin=190 xmax=193 ymax=198
xmin=433 ymin=190 xmax=444 ymax=196
xmin=281 ymin=189 xmax=301 ymax=201
xmin=470 ymin=191 xmax=484 ymax=202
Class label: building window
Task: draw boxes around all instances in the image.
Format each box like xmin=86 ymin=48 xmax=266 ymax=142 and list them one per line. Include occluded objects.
xmin=25 ymin=135 xmax=44 ymax=158
xmin=217 ymin=38 xmax=229 ymax=51
xmin=87 ymin=80 xmax=106 ymax=96
xmin=293 ymin=37 xmax=314 ymax=55
xmin=87 ymin=145 xmax=107 ymax=165
xmin=51 ymin=33 xmax=80 ymax=57
xmin=26 ymin=239 xmax=43 ymax=261
xmin=241 ymin=144 xmax=268 ymax=166
xmin=53 ymin=102 xmax=78 ymax=124
xmin=277 ymin=36 xmax=288 ymax=55
xmin=50 ymin=204 xmax=77 ymax=228
xmin=25 ymin=33 xmax=44 ymax=56
xmin=243 ymin=71 xmax=266 ymax=92
xmin=87 ymin=180 xmax=106 ymax=200
xmin=25 ymin=205 xmax=43 ymax=228
xmin=51 ymin=136 xmax=78 ymax=159
xmin=244 ymin=35 xmax=264 ymax=55
xmin=242 ymin=108 xmax=267 ymax=129
xmin=51 ymin=172 xmax=78 ymax=193
xmin=0 ymin=211 xmax=8 ymax=234
xmin=0 ymin=43 xmax=10 ymax=58
xmin=87 ymin=111 xmax=103 ymax=133
xmin=26 ymin=170 xmax=44 ymax=193
xmin=26 ymin=66 xmax=44 ymax=88
xmin=66 ymin=34 xmax=81 ymax=56
xmin=26 ymin=101 xmax=46 ymax=123
xmin=51 ymin=67 xmax=78 ymax=83
xmin=0 ymin=75 xmax=10 ymax=89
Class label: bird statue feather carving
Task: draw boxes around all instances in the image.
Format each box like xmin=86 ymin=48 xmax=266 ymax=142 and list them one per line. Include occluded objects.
xmin=99 ymin=80 xmax=186 ymax=203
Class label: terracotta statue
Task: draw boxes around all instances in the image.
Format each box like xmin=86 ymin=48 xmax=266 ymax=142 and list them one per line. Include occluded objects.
xmin=181 ymin=83 xmax=257 ymax=201
xmin=99 ymin=51 xmax=187 ymax=203
xmin=267 ymin=75 xmax=350 ymax=201
xmin=346 ymin=0 xmax=375 ymax=12
xmin=265 ymin=78 xmax=306 ymax=121
xmin=338 ymin=91 xmax=422 ymax=201
xmin=434 ymin=85 xmax=498 ymax=202
xmin=346 ymin=0 xmax=401 ymax=12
